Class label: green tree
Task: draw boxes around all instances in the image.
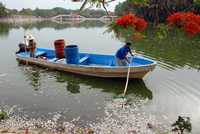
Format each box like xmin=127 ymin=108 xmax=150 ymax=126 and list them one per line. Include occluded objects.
xmin=19 ymin=8 xmax=34 ymax=16
xmin=114 ymin=0 xmax=200 ymax=23
xmin=8 ymin=9 xmax=18 ymax=15
xmin=115 ymin=1 xmax=135 ymax=16
xmin=80 ymin=9 xmax=107 ymax=18
xmin=0 ymin=2 xmax=8 ymax=17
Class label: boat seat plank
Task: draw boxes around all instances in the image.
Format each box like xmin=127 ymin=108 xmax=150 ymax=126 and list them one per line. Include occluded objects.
xmin=109 ymin=60 xmax=115 ymax=66
xmin=18 ymin=51 xmax=46 ymax=57
xmin=79 ymin=56 xmax=89 ymax=64
xmin=48 ymin=58 xmax=58 ymax=62
xmin=35 ymin=51 xmax=46 ymax=57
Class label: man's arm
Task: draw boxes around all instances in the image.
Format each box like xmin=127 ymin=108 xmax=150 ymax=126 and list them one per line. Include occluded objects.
xmin=130 ymin=52 xmax=134 ymax=56
xmin=128 ymin=47 xmax=134 ymax=56
xmin=125 ymin=57 xmax=130 ymax=63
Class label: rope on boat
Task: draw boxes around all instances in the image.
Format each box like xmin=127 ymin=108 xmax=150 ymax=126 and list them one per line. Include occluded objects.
xmin=123 ymin=56 xmax=133 ymax=97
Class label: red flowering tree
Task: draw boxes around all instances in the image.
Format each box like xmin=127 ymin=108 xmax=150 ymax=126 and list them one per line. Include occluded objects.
xmin=108 ymin=13 xmax=148 ymax=41
xmin=167 ymin=12 xmax=200 ymax=37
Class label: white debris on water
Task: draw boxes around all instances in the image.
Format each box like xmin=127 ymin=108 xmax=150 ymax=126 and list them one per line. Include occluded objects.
xmin=0 ymin=73 xmax=7 ymax=84
xmin=89 ymin=96 xmax=169 ymax=134
xmin=0 ymin=73 xmax=7 ymax=78
xmin=0 ymin=96 xmax=170 ymax=133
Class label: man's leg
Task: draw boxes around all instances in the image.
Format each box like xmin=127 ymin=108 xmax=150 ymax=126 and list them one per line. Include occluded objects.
xmin=121 ymin=59 xmax=128 ymax=66
xmin=116 ymin=58 xmax=127 ymax=66
xmin=30 ymin=51 xmax=35 ymax=57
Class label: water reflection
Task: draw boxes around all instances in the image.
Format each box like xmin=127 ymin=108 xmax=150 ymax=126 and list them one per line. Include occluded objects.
xmin=19 ymin=64 xmax=152 ymax=99
xmin=66 ymin=80 xmax=80 ymax=94
xmin=56 ymin=73 xmax=80 ymax=94
xmin=132 ymin=30 xmax=200 ymax=70
xmin=55 ymin=72 xmax=153 ymax=99
xmin=109 ymin=24 xmax=200 ymax=70
xmin=0 ymin=20 xmax=105 ymax=33
xmin=21 ymin=65 xmax=41 ymax=91
xmin=0 ymin=22 xmax=9 ymax=37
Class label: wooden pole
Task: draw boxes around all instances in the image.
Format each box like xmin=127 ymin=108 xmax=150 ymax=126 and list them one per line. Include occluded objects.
xmin=123 ymin=57 xmax=133 ymax=97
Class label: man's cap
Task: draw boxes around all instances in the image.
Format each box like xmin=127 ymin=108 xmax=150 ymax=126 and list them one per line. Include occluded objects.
xmin=24 ymin=33 xmax=35 ymax=40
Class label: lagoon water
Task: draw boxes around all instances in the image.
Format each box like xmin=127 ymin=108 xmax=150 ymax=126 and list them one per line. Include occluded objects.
xmin=0 ymin=21 xmax=200 ymax=133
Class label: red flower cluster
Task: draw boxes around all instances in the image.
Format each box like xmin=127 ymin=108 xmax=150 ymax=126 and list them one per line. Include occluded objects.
xmin=116 ymin=13 xmax=148 ymax=32
xmin=167 ymin=12 xmax=200 ymax=37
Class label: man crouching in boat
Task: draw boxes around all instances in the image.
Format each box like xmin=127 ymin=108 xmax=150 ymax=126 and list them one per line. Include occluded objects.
xmin=115 ymin=42 xmax=134 ymax=66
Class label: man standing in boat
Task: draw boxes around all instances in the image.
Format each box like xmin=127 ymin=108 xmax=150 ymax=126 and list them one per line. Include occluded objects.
xmin=28 ymin=38 xmax=37 ymax=58
xmin=115 ymin=42 xmax=134 ymax=66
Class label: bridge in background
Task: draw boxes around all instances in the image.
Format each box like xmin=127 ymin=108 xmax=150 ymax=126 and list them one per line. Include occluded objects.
xmin=50 ymin=14 xmax=118 ymax=23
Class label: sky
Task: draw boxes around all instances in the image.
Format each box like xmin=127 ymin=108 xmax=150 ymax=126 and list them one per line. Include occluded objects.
xmin=0 ymin=0 xmax=124 ymax=11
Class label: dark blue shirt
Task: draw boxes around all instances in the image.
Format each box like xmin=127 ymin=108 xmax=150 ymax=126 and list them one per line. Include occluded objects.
xmin=116 ymin=45 xmax=131 ymax=60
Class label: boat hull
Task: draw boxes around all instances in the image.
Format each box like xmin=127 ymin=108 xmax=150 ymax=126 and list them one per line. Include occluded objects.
xmin=16 ymin=56 xmax=156 ymax=79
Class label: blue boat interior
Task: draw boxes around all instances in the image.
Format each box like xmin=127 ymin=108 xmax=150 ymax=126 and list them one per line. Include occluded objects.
xmin=16 ymin=48 xmax=155 ymax=67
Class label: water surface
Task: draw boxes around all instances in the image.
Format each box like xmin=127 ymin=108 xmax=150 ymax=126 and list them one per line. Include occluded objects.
xmin=0 ymin=21 xmax=200 ymax=133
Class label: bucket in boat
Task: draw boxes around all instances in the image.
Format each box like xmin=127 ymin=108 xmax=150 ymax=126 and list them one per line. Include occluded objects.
xmin=54 ymin=39 xmax=65 ymax=58
xmin=64 ymin=45 xmax=80 ymax=64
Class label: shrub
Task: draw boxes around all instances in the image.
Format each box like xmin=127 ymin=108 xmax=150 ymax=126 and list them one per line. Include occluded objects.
xmin=167 ymin=12 xmax=200 ymax=37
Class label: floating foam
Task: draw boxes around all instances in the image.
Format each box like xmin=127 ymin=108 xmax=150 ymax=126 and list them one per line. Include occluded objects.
xmin=0 ymin=73 xmax=7 ymax=78
xmin=0 ymin=97 xmax=170 ymax=133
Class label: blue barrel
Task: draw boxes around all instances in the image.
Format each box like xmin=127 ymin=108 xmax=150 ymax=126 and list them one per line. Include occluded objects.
xmin=64 ymin=45 xmax=80 ymax=64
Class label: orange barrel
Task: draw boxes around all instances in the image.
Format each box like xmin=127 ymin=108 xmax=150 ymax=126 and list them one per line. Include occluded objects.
xmin=54 ymin=39 xmax=65 ymax=58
